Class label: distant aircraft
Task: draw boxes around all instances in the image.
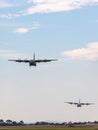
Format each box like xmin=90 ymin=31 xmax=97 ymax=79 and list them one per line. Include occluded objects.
xmin=8 ymin=53 xmax=57 ymax=67
xmin=64 ymin=99 xmax=93 ymax=107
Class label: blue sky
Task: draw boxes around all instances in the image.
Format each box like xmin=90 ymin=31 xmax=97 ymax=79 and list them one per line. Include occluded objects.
xmin=0 ymin=0 xmax=98 ymax=123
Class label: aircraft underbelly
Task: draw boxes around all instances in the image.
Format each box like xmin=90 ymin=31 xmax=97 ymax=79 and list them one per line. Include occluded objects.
xmin=29 ymin=61 xmax=36 ymax=66
xmin=77 ymin=104 xmax=81 ymax=107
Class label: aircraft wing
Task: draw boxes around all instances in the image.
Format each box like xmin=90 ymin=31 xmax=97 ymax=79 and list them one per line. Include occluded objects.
xmin=35 ymin=59 xmax=57 ymax=63
xmin=81 ymin=103 xmax=93 ymax=105
xmin=73 ymin=102 xmax=78 ymax=105
xmin=64 ymin=102 xmax=75 ymax=105
xmin=8 ymin=59 xmax=30 ymax=63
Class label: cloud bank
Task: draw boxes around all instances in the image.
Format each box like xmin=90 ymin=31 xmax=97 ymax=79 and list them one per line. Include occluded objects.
xmin=25 ymin=0 xmax=98 ymax=15
xmin=62 ymin=42 xmax=98 ymax=61
xmin=0 ymin=0 xmax=98 ymax=18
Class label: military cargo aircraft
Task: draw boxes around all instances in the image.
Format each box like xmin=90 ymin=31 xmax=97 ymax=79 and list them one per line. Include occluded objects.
xmin=64 ymin=99 xmax=93 ymax=107
xmin=8 ymin=53 xmax=57 ymax=67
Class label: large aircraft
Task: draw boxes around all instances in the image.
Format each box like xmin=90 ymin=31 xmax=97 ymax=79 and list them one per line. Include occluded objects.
xmin=64 ymin=99 xmax=93 ymax=107
xmin=8 ymin=53 xmax=57 ymax=67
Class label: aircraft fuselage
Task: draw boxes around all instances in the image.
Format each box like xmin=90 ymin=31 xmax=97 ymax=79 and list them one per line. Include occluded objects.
xmin=77 ymin=104 xmax=81 ymax=107
xmin=29 ymin=60 xmax=36 ymax=66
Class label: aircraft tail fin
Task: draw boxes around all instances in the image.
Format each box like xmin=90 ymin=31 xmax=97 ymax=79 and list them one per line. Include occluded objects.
xmin=33 ymin=53 xmax=35 ymax=60
xmin=79 ymin=98 xmax=81 ymax=103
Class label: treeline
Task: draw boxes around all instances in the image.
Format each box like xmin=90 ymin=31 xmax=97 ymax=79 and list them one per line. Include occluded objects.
xmin=0 ymin=119 xmax=98 ymax=126
xmin=0 ymin=119 xmax=24 ymax=126
xmin=32 ymin=121 xmax=98 ymax=126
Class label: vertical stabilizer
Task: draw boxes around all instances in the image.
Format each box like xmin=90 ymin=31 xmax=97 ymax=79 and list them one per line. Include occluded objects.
xmin=79 ymin=99 xmax=81 ymax=103
xmin=33 ymin=53 xmax=35 ymax=60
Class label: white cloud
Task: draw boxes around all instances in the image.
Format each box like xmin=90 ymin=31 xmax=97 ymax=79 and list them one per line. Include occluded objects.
xmin=62 ymin=42 xmax=98 ymax=61
xmin=13 ymin=23 xmax=40 ymax=34
xmin=0 ymin=1 xmax=14 ymax=8
xmin=14 ymin=28 xmax=29 ymax=34
xmin=25 ymin=0 xmax=98 ymax=15
xmin=1 ymin=0 xmax=98 ymax=18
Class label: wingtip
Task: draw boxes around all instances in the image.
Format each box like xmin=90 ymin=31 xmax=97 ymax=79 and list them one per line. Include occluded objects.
xmin=8 ymin=59 xmax=11 ymax=61
xmin=53 ymin=59 xmax=58 ymax=61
